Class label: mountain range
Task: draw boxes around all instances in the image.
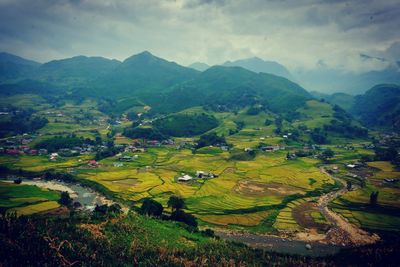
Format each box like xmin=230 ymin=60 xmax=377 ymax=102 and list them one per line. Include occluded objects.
xmin=312 ymin=84 xmax=400 ymax=131
xmin=0 ymin=51 xmax=309 ymax=113
xmin=0 ymin=50 xmax=398 ymax=131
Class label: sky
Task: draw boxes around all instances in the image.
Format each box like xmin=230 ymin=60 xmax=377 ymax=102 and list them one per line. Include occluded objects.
xmin=0 ymin=0 xmax=399 ymax=73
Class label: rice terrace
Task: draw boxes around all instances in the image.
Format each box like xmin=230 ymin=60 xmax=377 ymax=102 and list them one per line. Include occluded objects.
xmin=0 ymin=1 xmax=400 ymax=266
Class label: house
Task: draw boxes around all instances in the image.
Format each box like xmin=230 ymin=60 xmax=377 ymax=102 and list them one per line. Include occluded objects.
xmin=384 ymin=178 xmax=399 ymax=183
xmin=119 ymin=155 xmax=138 ymax=161
xmin=346 ymin=164 xmax=356 ymax=168
xmin=6 ymin=149 xmax=20 ymax=156
xmin=21 ymin=139 xmax=32 ymax=145
xmin=29 ymin=149 xmax=38 ymax=155
xmin=88 ymin=160 xmax=99 ymax=167
xmin=147 ymin=140 xmax=161 ymax=146
xmin=178 ymin=174 xmax=193 ymax=182
xmin=113 ymin=162 xmax=124 ymax=167
xmin=220 ymin=146 xmax=229 ymax=151
xmin=50 ymin=153 xmax=59 ymax=161
xmin=261 ymin=145 xmax=280 ymax=152
xmin=196 ymin=171 xmax=216 ymax=179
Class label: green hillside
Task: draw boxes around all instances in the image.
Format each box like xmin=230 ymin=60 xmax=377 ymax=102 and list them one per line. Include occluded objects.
xmin=351 ymin=84 xmax=400 ymax=131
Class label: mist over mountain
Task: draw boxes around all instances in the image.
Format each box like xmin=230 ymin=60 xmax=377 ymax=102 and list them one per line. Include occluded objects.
xmin=294 ymin=64 xmax=400 ymax=94
xmin=351 ymin=84 xmax=400 ymax=131
xmin=188 ymin=62 xmax=210 ymax=71
xmin=222 ymin=57 xmax=293 ymax=80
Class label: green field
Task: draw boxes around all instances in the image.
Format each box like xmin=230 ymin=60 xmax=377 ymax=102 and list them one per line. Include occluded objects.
xmin=0 ymin=182 xmax=60 ymax=215
xmin=1 ymin=97 xmax=398 ymax=235
xmin=330 ymin=161 xmax=400 ymax=231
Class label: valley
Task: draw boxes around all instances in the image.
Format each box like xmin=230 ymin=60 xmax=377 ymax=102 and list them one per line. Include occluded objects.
xmin=0 ymin=51 xmax=399 ymax=266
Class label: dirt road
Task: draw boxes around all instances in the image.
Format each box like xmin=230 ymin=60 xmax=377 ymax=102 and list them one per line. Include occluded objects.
xmin=215 ymin=167 xmax=380 ymax=250
xmin=318 ymin=168 xmax=380 ymax=246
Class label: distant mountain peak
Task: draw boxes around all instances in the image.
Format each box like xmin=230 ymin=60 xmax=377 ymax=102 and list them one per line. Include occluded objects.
xmin=222 ymin=57 xmax=293 ymax=80
xmin=123 ymin=51 xmax=160 ymax=64
xmin=0 ymin=52 xmax=40 ymax=67
xmin=188 ymin=62 xmax=210 ymax=71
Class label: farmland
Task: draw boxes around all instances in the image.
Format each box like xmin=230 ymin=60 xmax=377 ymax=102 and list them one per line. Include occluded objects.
xmin=1 ymin=96 xmax=399 ymax=239
xmin=0 ymin=181 xmax=60 ymax=215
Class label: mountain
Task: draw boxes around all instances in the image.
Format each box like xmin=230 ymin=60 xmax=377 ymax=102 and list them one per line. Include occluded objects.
xmin=36 ymin=56 xmax=120 ymax=87
xmin=222 ymin=57 xmax=293 ymax=80
xmin=0 ymin=52 xmax=41 ymax=81
xmin=145 ymin=65 xmax=311 ymax=113
xmin=351 ymin=84 xmax=400 ymax=131
xmin=311 ymin=91 xmax=355 ymax=111
xmin=294 ymin=65 xmax=400 ymax=94
xmin=188 ymin=62 xmax=210 ymax=71
xmin=95 ymin=51 xmax=199 ymax=97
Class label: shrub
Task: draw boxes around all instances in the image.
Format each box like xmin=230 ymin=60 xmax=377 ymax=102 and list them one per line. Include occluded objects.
xmin=140 ymin=198 xmax=163 ymax=217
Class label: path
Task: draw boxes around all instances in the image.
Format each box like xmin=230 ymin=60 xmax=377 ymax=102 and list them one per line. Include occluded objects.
xmin=214 ymin=167 xmax=380 ymax=250
xmin=318 ymin=167 xmax=380 ymax=246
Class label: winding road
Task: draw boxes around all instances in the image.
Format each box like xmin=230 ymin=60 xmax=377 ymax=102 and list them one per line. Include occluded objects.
xmin=318 ymin=167 xmax=380 ymax=246
xmin=214 ymin=167 xmax=380 ymax=252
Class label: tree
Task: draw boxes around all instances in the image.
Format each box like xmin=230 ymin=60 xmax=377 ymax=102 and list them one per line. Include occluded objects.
xmin=108 ymin=203 xmax=122 ymax=215
xmin=320 ymin=148 xmax=334 ymax=161
xmin=346 ymin=181 xmax=352 ymax=191
xmin=140 ymin=198 xmax=163 ymax=217
xmin=167 ymin=195 xmax=185 ymax=213
xmin=170 ymin=210 xmax=198 ymax=228
xmin=59 ymin=191 xmax=72 ymax=207
xmin=370 ymin=191 xmax=379 ymax=206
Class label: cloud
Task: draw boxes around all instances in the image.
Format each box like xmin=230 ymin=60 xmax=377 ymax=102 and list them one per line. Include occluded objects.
xmin=0 ymin=0 xmax=398 ymax=73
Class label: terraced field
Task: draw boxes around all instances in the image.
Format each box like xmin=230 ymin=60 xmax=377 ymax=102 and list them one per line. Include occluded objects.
xmin=74 ymin=146 xmax=335 ymax=231
xmin=330 ymin=161 xmax=400 ymax=231
xmin=0 ymin=181 xmax=60 ymax=215
xmin=1 ymin=100 xmax=397 ymax=236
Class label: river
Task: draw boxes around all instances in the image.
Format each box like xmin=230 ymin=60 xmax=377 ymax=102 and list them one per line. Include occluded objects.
xmin=3 ymin=178 xmax=112 ymax=211
xmin=216 ymin=231 xmax=342 ymax=257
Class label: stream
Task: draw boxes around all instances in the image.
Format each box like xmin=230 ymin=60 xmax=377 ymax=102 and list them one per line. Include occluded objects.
xmin=3 ymin=178 xmax=112 ymax=211
xmin=216 ymin=231 xmax=342 ymax=257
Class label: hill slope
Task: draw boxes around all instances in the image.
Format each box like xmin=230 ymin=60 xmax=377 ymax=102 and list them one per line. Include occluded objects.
xmin=351 ymin=84 xmax=400 ymax=130
xmin=0 ymin=52 xmax=41 ymax=81
xmin=145 ymin=66 xmax=311 ymax=114
xmin=36 ymin=56 xmax=120 ymax=87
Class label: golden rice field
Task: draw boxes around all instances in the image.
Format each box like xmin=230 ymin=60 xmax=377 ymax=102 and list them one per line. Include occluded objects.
xmin=73 ymin=145 xmax=335 ymax=229
xmin=10 ymin=201 xmax=60 ymax=216
xmin=0 ymin=182 xmax=60 ymax=216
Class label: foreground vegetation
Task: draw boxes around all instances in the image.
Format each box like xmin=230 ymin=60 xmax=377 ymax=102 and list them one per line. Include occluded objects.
xmin=1 ymin=211 xmax=399 ymax=267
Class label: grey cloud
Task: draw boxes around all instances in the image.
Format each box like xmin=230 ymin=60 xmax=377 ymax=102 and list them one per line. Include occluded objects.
xmin=0 ymin=0 xmax=398 ymax=72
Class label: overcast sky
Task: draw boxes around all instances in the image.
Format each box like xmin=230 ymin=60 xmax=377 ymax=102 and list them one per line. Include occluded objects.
xmin=0 ymin=0 xmax=399 ymax=73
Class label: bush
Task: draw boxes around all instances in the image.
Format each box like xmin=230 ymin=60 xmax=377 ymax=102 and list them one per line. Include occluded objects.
xmin=140 ymin=198 xmax=163 ymax=217
xmin=170 ymin=210 xmax=198 ymax=228
xmin=59 ymin=191 xmax=73 ymax=207
xmin=153 ymin=113 xmax=218 ymax=137
xmin=167 ymin=195 xmax=185 ymax=212
xmin=123 ymin=127 xmax=167 ymax=141
xmin=196 ymin=132 xmax=227 ymax=149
